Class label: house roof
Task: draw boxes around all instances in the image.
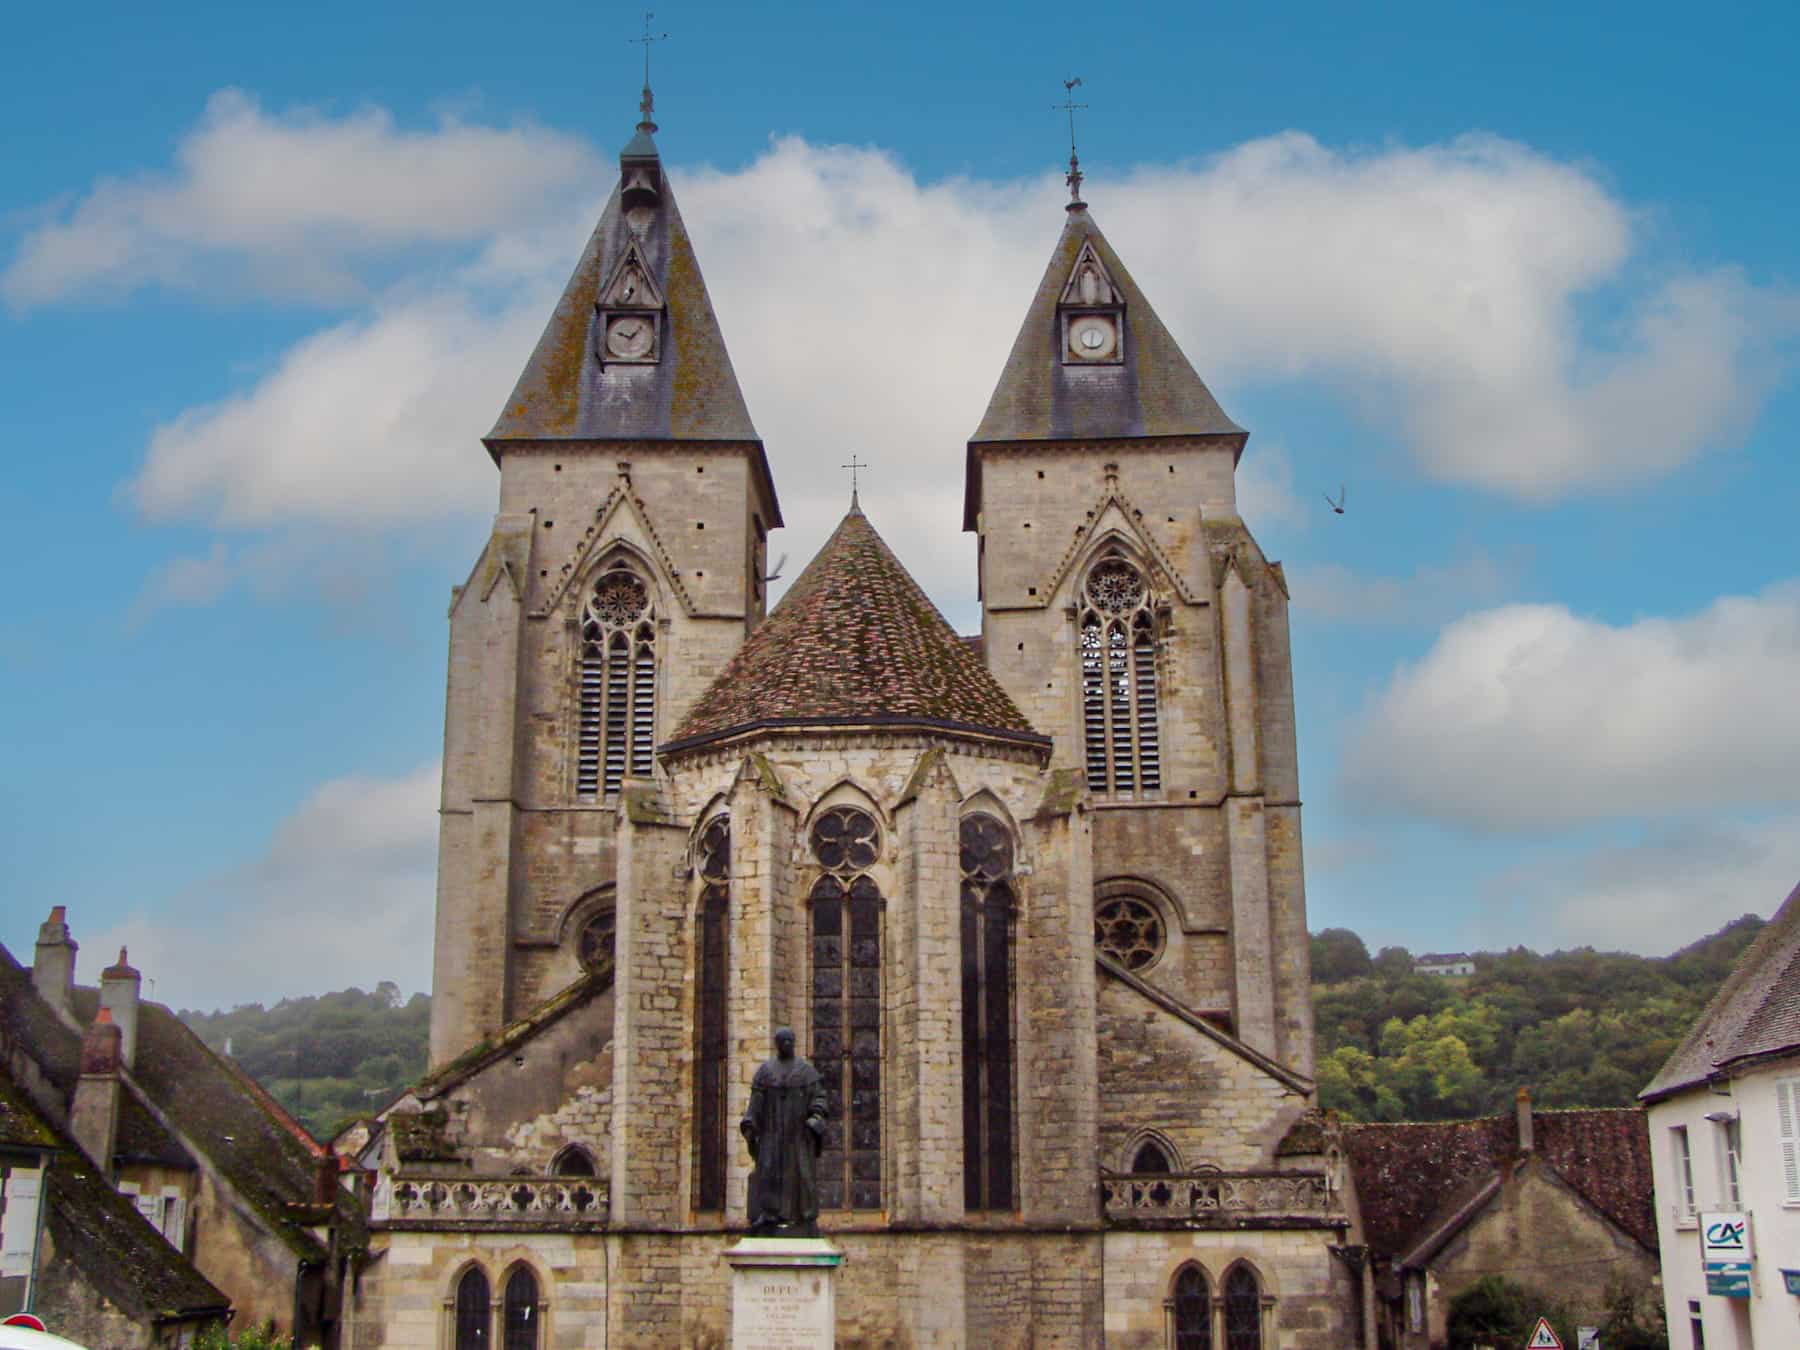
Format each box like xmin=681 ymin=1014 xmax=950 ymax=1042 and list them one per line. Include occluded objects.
xmin=1345 ymin=1107 xmax=1656 ymax=1265
xmin=1642 ymin=879 xmax=1800 ymax=1101
xmin=665 ymin=505 xmax=1047 ymax=754
xmin=485 ymin=118 xmax=770 ymax=474
xmin=0 ymin=1063 xmax=228 ymax=1323
xmin=964 ymin=204 xmax=1245 ymax=530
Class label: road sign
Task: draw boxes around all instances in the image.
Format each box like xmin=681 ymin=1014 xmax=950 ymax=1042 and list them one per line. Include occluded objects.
xmin=1526 ymin=1318 xmax=1563 ymax=1349
xmin=1577 ymin=1328 xmax=1599 ymax=1349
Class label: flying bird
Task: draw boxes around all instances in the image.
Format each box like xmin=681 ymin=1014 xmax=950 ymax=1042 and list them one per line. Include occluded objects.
xmin=1324 ymin=484 xmax=1346 ymax=515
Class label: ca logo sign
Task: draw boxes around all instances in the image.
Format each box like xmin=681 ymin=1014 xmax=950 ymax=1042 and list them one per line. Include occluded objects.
xmin=1705 ymin=1218 xmax=1747 ymax=1249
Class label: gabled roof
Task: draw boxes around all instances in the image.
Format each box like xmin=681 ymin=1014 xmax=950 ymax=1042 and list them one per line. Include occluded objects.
xmin=964 ymin=205 xmax=1245 ymax=529
xmin=1345 ymin=1107 xmax=1656 ymax=1264
xmin=486 ymin=123 xmax=761 ymax=450
xmin=665 ymin=505 xmax=1048 ymax=753
xmin=0 ymin=1064 xmax=229 ymax=1323
xmin=1643 ymin=879 xmax=1800 ymax=1100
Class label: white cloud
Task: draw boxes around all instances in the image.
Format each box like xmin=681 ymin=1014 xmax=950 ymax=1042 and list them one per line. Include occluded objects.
xmin=46 ymin=106 xmax=1782 ymax=614
xmin=81 ymin=763 xmax=440 ymax=1009
xmin=1340 ymin=583 xmax=1800 ymax=831
xmin=1288 ymin=552 xmax=1514 ymax=628
xmin=1475 ymin=814 xmax=1800 ymax=954
xmin=3 ymin=89 xmax=599 ymax=306
xmin=128 ymin=541 xmax=235 ymax=628
xmin=1232 ymin=445 xmax=1306 ymax=532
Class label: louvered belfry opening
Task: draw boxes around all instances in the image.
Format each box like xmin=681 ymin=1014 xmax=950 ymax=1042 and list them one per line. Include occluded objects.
xmin=1077 ymin=554 xmax=1162 ymax=796
xmin=959 ymin=812 xmax=1016 ymax=1211
xmin=693 ymin=815 xmax=731 ymax=1212
xmin=577 ymin=564 xmax=656 ymax=799
xmin=808 ymin=806 xmax=883 ymax=1210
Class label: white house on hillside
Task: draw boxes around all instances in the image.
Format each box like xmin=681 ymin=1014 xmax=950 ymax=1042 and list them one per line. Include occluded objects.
xmin=1412 ymin=953 xmax=1475 ymax=978
xmin=1641 ymin=882 xmax=1800 ymax=1349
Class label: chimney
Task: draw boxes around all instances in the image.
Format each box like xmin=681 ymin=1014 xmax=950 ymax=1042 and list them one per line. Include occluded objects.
xmin=100 ymin=948 xmax=141 ymax=1070
xmin=32 ymin=906 xmax=78 ymax=1015
xmin=1516 ymin=1087 xmax=1534 ymax=1153
xmin=70 ymin=1007 xmax=123 ymax=1172
xmin=316 ymin=1155 xmax=342 ymax=1205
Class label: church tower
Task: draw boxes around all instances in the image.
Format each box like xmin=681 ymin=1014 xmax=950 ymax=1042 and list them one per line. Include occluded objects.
xmin=428 ymin=93 xmax=782 ymax=1066
xmin=965 ymin=191 xmax=1313 ymax=1073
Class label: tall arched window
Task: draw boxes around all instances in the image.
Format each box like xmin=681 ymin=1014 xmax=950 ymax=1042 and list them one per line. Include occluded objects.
xmin=453 ymin=1267 xmax=489 ymax=1350
xmin=501 ymin=1268 xmax=538 ymax=1350
xmin=1223 ymin=1265 xmax=1263 ymax=1350
xmin=960 ymin=812 xmax=1014 ymax=1211
xmin=1079 ymin=554 xmax=1162 ymax=796
xmin=577 ymin=563 xmax=657 ymax=799
xmin=808 ymin=806 xmax=882 ymax=1210
xmin=1171 ymin=1265 xmax=1212 ymax=1350
xmin=693 ymin=814 xmax=730 ymax=1211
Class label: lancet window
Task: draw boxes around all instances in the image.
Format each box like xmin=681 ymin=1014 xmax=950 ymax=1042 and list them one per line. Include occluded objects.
xmin=1079 ymin=554 xmax=1162 ymax=796
xmin=1223 ymin=1266 xmax=1264 ymax=1350
xmin=1170 ymin=1265 xmax=1212 ymax=1350
xmin=960 ymin=811 xmax=1015 ymax=1211
xmin=693 ymin=814 xmax=731 ymax=1211
xmin=501 ymin=1268 xmax=538 ymax=1350
xmin=453 ymin=1267 xmax=489 ymax=1350
xmin=808 ymin=806 xmax=882 ymax=1210
xmin=577 ymin=563 xmax=657 ymax=800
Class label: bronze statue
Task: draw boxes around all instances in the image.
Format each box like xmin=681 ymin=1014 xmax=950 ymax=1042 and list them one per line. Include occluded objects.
xmin=740 ymin=1026 xmax=827 ymax=1236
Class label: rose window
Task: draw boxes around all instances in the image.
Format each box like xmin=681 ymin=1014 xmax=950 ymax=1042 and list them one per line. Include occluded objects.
xmin=810 ymin=807 xmax=879 ymax=873
xmin=588 ymin=572 xmax=648 ymax=628
xmin=959 ymin=813 xmax=1013 ymax=883
xmin=1094 ymin=896 xmax=1164 ymax=970
xmin=1086 ymin=559 xmax=1145 ymax=615
xmin=578 ymin=910 xmax=616 ymax=983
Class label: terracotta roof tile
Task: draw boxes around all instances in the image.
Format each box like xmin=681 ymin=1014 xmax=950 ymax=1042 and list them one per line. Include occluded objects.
xmin=667 ymin=506 xmax=1045 ymax=752
xmin=1643 ymin=879 xmax=1800 ymax=1100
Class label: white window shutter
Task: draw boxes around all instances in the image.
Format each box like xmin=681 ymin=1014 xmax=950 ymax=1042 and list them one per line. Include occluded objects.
xmin=1 ymin=1169 xmax=43 ymax=1277
xmin=1778 ymin=1078 xmax=1800 ymax=1203
xmin=135 ymin=1190 xmax=162 ymax=1226
xmin=163 ymin=1190 xmax=186 ymax=1251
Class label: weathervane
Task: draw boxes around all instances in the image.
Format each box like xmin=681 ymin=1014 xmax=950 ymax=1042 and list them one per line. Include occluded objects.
xmin=842 ymin=454 xmax=867 ymax=508
xmin=631 ymin=12 xmax=669 ymax=129
xmin=1055 ymin=76 xmax=1088 ymax=209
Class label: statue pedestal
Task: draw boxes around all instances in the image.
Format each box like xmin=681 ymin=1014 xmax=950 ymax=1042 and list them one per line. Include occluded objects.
xmin=724 ymin=1237 xmax=844 ymax=1349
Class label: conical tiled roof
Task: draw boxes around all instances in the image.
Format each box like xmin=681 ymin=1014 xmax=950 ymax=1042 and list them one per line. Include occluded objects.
xmin=664 ymin=506 xmax=1046 ymax=753
xmin=486 ymin=124 xmax=760 ymax=448
xmin=964 ymin=206 xmax=1245 ymax=528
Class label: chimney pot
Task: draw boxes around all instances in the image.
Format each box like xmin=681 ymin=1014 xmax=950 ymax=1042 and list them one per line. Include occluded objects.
xmin=32 ymin=906 xmax=78 ymax=1016
xmin=100 ymin=953 xmax=142 ymax=1070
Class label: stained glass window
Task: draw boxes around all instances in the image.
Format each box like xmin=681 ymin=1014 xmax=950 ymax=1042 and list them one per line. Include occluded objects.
xmin=1172 ymin=1265 xmax=1212 ymax=1350
xmin=694 ymin=815 xmax=730 ymax=1211
xmin=1223 ymin=1265 xmax=1262 ymax=1350
xmin=960 ymin=812 xmax=1014 ymax=1211
xmin=502 ymin=1268 xmax=537 ymax=1350
xmin=454 ymin=1267 xmax=489 ymax=1350
xmin=809 ymin=807 xmax=882 ymax=1210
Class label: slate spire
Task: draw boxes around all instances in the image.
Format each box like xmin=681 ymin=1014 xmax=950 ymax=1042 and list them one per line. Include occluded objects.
xmin=485 ymin=102 xmax=758 ymax=451
xmin=665 ymin=507 xmax=1046 ymax=754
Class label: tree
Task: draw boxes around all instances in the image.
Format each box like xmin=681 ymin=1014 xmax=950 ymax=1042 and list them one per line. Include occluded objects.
xmin=1310 ymin=929 xmax=1372 ymax=984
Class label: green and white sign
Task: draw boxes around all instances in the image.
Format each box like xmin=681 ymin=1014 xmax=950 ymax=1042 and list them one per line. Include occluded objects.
xmin=1701 ymin=1211 xmax=1753 ymax=1298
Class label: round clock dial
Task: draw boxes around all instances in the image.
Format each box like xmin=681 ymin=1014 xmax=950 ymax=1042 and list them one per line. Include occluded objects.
xmin=1068 ymin=315 xmax=1117 ymax=360
xmin=605 ymin=315 xmax=654 ymax=360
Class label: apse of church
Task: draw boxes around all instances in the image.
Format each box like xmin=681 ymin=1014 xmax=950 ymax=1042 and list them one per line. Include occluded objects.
xmin=355 ymin=90 xmax=1357 ymax=1350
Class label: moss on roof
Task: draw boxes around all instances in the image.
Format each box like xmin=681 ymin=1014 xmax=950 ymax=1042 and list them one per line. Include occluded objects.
xmin=667 ymin=506 xmax=1047 ymax=753
xmin=415 ymin=973 xmax=609 ymax=1099
xmin=0 ymin=1072 xmax=57 ymax=1150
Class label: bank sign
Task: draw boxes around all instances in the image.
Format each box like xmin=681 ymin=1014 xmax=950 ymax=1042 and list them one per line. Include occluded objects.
xmin=1700 ymin=1212 xmax=1753 ymax=1297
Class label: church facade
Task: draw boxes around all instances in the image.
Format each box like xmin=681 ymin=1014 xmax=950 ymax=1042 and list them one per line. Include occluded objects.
xmin=346 ymin=95 xmax=1358 ymax=1350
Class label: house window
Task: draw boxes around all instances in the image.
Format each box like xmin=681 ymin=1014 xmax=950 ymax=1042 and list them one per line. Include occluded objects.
xmin=1777 ymin=1077 xmax=1800 ymax=1204
xmin=454 ymin=1267 xmax=489 ymax=1350
xmin=1222 ymin=1265 xmax=1263 ymax=1350
xmin=809 ymin=806 xmax=882 ymax=1210
xmin=1719 ymin=1117 xmax=1742 ymax=1208
xmin=577 ymin=564 xmax=656 ymax=799
xmin=1170 ymin=1264 xmax=1212 ymax=1350
xmin=960 ymin=812 xmax=1015 ymax=1212
xmin=1079 ymin=555 xmax=1162 ymax=796
xmin=1672 ymin=1125 xmax=1696 ymax=1217
xmin=1688 ymin=1299 xmax=1704 ymax=1350
xmin=694 ymin=814 xmax=731 ymax=1212
xmin=502 ymin=1268 xmax=538 ymax=1350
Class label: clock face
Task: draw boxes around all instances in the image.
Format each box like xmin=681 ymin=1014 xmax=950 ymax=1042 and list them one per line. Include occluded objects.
xmin=604 ymin=314 xmax=655 ymax=361
xmin=1068 ymin=314 xmax=1118 ymax=361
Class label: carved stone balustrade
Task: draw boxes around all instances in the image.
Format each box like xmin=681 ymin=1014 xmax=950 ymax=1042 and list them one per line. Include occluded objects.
xmin=373 ymin=1174 xmax=610 ymax=1229
xmin=1100 ymin=1169 xmax=1344 ymax=1231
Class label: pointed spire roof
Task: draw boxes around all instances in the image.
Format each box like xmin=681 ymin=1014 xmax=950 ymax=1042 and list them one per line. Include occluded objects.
xmin=486 ymin=119 xmax=761 ymax=452
xmin=964 ymin=206 xmax=1244 ymax=527
xmin=664 ymin=505 xmax=1047 ymax=754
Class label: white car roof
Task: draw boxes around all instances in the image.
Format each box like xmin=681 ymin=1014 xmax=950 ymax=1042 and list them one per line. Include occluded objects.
xmin=0 ymin=1325 xmax=93 ymax=1350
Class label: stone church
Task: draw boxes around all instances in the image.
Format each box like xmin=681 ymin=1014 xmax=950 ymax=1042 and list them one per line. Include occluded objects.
xmin=347 ymin=91 xmax=1357 ymax=1350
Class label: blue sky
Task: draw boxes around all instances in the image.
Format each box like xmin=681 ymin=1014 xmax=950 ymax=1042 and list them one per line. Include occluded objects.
xmin=5 ymin=1 xmax=1799 ymax=1009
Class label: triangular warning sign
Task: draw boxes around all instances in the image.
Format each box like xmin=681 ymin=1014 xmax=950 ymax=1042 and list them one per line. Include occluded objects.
xmin=1526 ymin=1318 xmax=1563 ymax=1349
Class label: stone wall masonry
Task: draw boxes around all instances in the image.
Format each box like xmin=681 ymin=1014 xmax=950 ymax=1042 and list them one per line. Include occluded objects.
xmin=1103 ymin=1229 xmax=1356 ymax=1350
xmin=1092 ymin=805 xmax=1232 ymax=1012
xmin=1096 ymin=974 xmax=1305 ymax=1173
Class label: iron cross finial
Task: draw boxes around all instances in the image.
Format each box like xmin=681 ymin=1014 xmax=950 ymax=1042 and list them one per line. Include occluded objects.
xmin=1054 ymin=77 xmax=1089 ymax=209
xmin=631 ymin=12 xmax=669 ymax=127
xmin=842 ymin=455 xmax=867 ymax=509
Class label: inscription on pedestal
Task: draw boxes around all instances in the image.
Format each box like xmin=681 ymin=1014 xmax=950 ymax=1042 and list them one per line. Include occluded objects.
xmin=735 ymin=1268 xmax=832 ymax=1348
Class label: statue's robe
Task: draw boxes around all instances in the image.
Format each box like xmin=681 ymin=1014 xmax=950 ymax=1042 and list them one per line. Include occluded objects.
xmin=741 ymin=1055 xmax=827 ymax=1232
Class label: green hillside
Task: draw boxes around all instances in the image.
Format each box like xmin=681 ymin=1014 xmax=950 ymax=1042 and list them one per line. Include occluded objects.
xmin=177 ymin=915 xmax=1766 ymax=1137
